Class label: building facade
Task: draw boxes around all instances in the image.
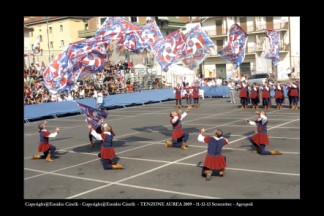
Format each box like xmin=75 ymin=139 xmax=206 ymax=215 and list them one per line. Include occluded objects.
xmin=194 ymin=16 xmax=300 ymax=80
xmin=78 ymin=16 xmax=188 ymax=67
xmin=24 ymin=25 xmax=34 ymax=67
xmin=24 ymin=16 xmax=90 ymax=65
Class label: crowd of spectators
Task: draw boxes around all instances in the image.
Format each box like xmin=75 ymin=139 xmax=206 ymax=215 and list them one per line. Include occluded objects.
xmin=24 ymin=59 xmax=147 ymax=105
xmin=201 ymin=77 xmax=229 ymax=87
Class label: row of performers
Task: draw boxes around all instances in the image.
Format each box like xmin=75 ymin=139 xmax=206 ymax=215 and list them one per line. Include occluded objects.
xmin=33 ymin=108 xmax=282 ymax=181
xmin=173 ymin=83 xmax=201 ymax=109
xmin=237 ymin=80 xmax=299 ymax=110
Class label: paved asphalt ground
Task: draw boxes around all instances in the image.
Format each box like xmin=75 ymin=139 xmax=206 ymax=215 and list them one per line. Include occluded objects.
xmin=24 ymin=97 xmax=300 ymax=199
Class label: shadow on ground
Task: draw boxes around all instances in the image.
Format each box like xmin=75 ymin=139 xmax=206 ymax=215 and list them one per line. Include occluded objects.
xmin=72 ymin=140 xmax=126 ymax=153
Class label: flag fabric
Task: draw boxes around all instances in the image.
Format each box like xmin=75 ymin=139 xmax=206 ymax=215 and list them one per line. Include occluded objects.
xmin=140 ymin=20 xmax=163 ymax=50
xmin=77 ymin=102 xmax=108 ymax=128
xmin=95 ymin=17 xmax=125 ymax=39
xmin=264 ymin=30 xmax=280 ymax=65
xmin=42 ymin=50 xmax=69 ymax=94
xmin=96 ymin=17 xmax=141 ymax=36
xmin=218 ymin=24 xmax=248 ymax=70
xmin=182 ymin=24 xmax=216 ymax=70
xmin=68 ymin=35 xmax=112 ymax=80
xmin=96 ymin=17 xmax=144 ymax=52
xmin=33 ymin=36 xmax=41 ymax=54
xmin=116 ymin=31 xmax=144 ymax=53
xmin=42 ymin=35 xmax=112 ymax=94
xmin=151 ymin=30 xmax=187 ymax=71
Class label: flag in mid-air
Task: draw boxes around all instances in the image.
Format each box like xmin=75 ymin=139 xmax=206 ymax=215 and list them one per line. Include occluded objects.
xmin=218 ymin=24 xmax=248 ymax=70
xmin=151 ymin=30 xmax=187 ymax=71
xmin=264 ymin=30 xmax=280 ymax=65
xmin=77 ymin=102 xmax=108 ymax=128
xmin=182 ymin=24 xmax=216 ymax=70
xmin=42 ymin=35 xmax=112 ymax=94
xmin=140 ymin=20 xmax=163 ymax=50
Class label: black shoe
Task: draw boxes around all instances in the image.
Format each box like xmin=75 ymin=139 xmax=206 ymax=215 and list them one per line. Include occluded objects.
xmin=111 ymin=157 xmax=120 ymax=165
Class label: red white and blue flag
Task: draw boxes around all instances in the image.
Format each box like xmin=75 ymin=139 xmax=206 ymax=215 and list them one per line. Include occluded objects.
xmin=182 ymin=24 xmax=216 ymax=70
xmin=96 ymin=17 xmax=144 ymax=52
xmin=68 ymin=35 xmax=112 ymax=80
xmin=264 ymin=30 xmax=280 ymax=65
xmin=116 ymin=31 xmax=144 ymax=53
xmin=77 ymin=102 xmax=108 ymax=128
xmin=95 ymin=17 xmax=125 ymax=39
xmin=151 ymin=30 xmax=187 ymax=71
xmin=42 ymin=51 xmax=69 ymax=94
xmin=42 ymin=35 xmax=112 ymax=94
xmin=140 ymin=20 xmax=163 ymax=50
xmin=218 ymin=24 xmax=248 ymax=70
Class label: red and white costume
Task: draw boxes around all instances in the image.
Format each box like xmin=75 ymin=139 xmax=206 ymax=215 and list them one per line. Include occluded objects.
xmin=197 ymin=134 xmax=228 ymax=170
xmin=38 ymin=129 xmax=58 ymax=153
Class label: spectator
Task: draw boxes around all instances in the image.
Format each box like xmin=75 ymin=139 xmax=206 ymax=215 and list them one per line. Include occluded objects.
xmin=96 ymin=91 xmax=104 ymax=109
xmin=227 ymin=79 xmax=236 ymax=103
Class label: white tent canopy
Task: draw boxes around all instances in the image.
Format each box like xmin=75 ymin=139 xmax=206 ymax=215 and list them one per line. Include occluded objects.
xmin=134 ymin=64 xmax=147 ymax=69
xmin=167 ymin=64 xmax=195 ymax=75
xmin=166 ymin=64 xmax=195 ymax=87
xmin=133 ymin=64 xmax=147 ymax=73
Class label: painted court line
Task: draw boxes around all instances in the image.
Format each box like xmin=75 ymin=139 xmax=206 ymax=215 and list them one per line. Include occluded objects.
xmin=24 ymin=167 xmax=220 ymax=199
xmin=24 ymin=104 xmax=243 ymax=138
xmin=173 ymin=163 xmax=299 ymax=176
xmin=66 ymin=144 xmax=300 ymax=156
xmin=189 ymin=124 xmax=300 ymax=130
xmin=187 ymin=132 xmax=300 ymax=140
xmin=65 ymin=116 xmax=298 ymax=199
xmin=24 ymin=109 xmax=296 ymax=182
xmin=24 ymin=158 xmax=100 ymax=180
xmin=24 ymin=138 xmax=170 ymax=178
xmin=67 ymin=150 xmax=300 ymax=167
xmin=66 ymin=151 xmax=218 ymax=199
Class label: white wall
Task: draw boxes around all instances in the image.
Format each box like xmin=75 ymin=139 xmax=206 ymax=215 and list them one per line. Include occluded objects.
xmin=227 ymin=17 xmax=235 ymax=28
xmin=24 ymin=31 xmax=32 ymax=50
xmin=24 ymin=30 xmax=34 ymax=66
xmin=290 ymin=17 xmax=300 ymax=74
xmin=247 ymin=35 xmax=257 ymax=51
xmin=247 ymin=17 xmax=254 ymax=32
xmin=255 ymin=17 xmax=266 ymax=31
xmin=273 ymin=17 xmax=282 ymax=24
xmin=255 ymin=53 xmax=272 ymax=73
xmin=202 ymin=18 xmax=215 ymax=32
xmin=203 ymin=59 xmax=216 ymax=76
xmin=277 ymin=53 xmax=291 ymax=80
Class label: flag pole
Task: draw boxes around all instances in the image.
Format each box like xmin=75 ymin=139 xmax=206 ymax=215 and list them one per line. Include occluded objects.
xmin=45 ymin=16 xmax=51 ymax=64
xmin=200 ymin=17 xmax=210 ymax=24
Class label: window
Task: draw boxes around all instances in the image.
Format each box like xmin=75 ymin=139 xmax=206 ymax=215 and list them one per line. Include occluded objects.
xmin=100 ymin=17 xmax=107 ymax=26
xmin=61 ymin=40 xmax=64 ymax=47
xmin=30 ymin=31 xmax=33 ymax=37
xmin=60 ymin=25 xmax=63 ymax=32
xmin=130 ymin=16 xmax=137 ymax=22
xmin=50 ymin=41 xmax=53 ymax=48
xmin=85 ymin=23 xmax=88 ymax=30
xmin=39 ymin=35 xmax=42 ymax=42
xmin=40 ymin=49 xmax=43 ymax=55
xmin=49 ymin=27 xmax=52 ymax=34
xmin=216 ymin=40 xmax=224 ymax=47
